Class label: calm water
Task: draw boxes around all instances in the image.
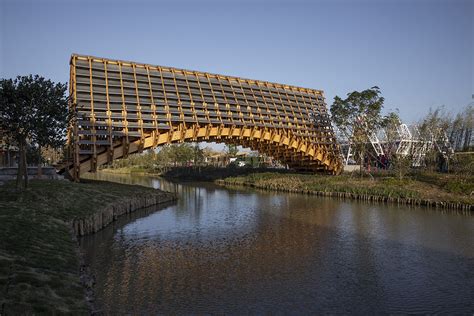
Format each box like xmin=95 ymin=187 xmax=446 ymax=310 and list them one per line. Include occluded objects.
xmin=80 ymin=172 xmax=474 ymax=314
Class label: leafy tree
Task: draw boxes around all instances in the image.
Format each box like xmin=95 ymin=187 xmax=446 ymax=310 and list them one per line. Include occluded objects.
xmin=0 ymin=75 xmax=69 ymax=189
xmin=331 ymin=86 xmax=384 ymax=175
xmin=449 ymin=105 xmax=473 ymax=151
xmin=380 ymin=110 xmax=401 ymax=162
xmin=155 ymin=145 xmax=174 ymax=168
xmin=193 ymin=143 xmax=204 ymax=165
xmin=174 ymin=143 xmax=194 ymax=166
xmin=225 ymin=144 xmax=238 ymax=157
xmin=418 ymin=106 xmax=454 ymax=172
xmin=381 ymin=110 xmax=400 ymax=148
xmin=418 ymin=106 xmax=451 ymax=140
xmin=379 ymin=110 xmax=409 ymax=179
xmin=202 ymin=146 xmax=215 ymax=159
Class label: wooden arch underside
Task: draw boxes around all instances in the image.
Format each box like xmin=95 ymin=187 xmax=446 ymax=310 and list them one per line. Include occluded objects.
xmin=71 ymin=125 xmax=342 ymax=176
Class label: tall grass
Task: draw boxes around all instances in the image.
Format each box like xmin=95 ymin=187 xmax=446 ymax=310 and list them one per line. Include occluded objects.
xmin=223 ymin=172 xmax=473 ymax=203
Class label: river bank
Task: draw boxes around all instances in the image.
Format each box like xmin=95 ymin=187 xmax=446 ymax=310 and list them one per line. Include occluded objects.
xmin=101 ymin=165 xmax=288 ymax=181
xmin=99 ymin=166 xmax=473 ymax=210
xmin=0 ymin=179 xmax=176 ymax=314
xmin=98 ymin=166 xmax=157 ymax=175
xmin=216 ymin=172 xmax=473 ymax=211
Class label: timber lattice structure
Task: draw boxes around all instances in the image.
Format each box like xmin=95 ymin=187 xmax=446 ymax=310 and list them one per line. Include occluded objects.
xmin=63 ymin=54 xmax=342 ymax=179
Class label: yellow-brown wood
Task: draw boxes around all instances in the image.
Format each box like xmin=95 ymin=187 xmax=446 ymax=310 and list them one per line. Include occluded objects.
xmin=65 ymin=54 xmax=343 ymax=179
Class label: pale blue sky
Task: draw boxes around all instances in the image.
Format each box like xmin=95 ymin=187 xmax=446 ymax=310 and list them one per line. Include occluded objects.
xmin=1 ymin=0 xmax=472 ymax=123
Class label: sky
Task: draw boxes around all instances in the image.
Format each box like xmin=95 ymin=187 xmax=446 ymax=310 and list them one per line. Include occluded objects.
xmin=0 ymin=0 xmax=472 ymax=124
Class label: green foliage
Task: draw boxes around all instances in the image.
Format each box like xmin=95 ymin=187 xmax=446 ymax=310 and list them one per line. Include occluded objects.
xmin=107 ymin=143 xmax=200 ymax=173
xmin=381 ymin=110 xmax=401 ymax=139
xmin=381 ymin=176 xmax=412 ymax=187
xmin=449 ymin=105 xmax=473 ymax=151
xmin=193 ymin=143 xmax=205 ymax=165
xmin=0 ymin=75 xmax=69 ymax=188
xmin=444 ymin=180 xmax=474 ymax=195
xmin=451 ymin=153 xmax=474 ymax=176
xmin=223 ymin=171 xmax=473 ymax=204
xmin=379 ymin=111 xmax=413 ymax=179
xmin=380 ymin=110 xmax=401 ymax=159
xmin=331 ymin=86 xmax=385 ymax=175
xmin=418 ymin=106 xmax=452 ymax=141
xmin=416 ymin=105 xmax=472 ymax=171
xmin=0 ymin=75 xmax=69 ymax=148
xmin=331 ymin=86 xmax=385 ymax=140
xmin=225 ymin=144 xmax=238 ymax=157
xmin=156 ymin=143 xmax=194 ymax=167
xmin=174 ymin=143 xmax=194 ymax=165
xmin=414 ymin=171 xmax=474 ymax=195
xmin=391 ymin=154 xmax=413 ymax=180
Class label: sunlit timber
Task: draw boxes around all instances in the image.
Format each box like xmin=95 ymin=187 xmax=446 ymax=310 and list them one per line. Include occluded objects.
xmin=63 ymin=54 xmax=343 ymax=179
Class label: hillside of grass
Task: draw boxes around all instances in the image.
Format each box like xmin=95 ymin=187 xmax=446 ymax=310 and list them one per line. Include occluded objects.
xmin=0 ymin=179 xmax=174 ymax=314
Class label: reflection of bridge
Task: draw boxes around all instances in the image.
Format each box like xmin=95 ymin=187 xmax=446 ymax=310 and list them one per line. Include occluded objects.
xmin=64 ymin=54 xmax=342 ymax=179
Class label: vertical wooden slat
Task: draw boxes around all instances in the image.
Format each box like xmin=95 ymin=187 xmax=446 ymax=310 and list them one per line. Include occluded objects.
xmin=88 ymin=57 xmax=97 ymax=171
xmin=215 ymin=76 xmax=228 ymax=124
xmin=182 ymin=71 xmax=198 ymax=130
xmin=132 ymin=64 xmax=144 ymax=148
xmin=171 ymin=69 xmax=185 ymax=131
xmin=118 ymin=62 xmax=129 ymax=156
xmin=103 ymin=61 xmax=113 ymax=158
xmin=274 ymin=86 xmax=291 ymax=131
xmin=145 ymin=65 xmax=159 ymax=145
xmin=204 ymin=73 xmax=219 ymax=127
xmin=70 ymin=55 xmax=80 ymax=180
xmin=261 ymin=82 xmax=281 ymax=130
xmin=158 ymin=66 xmax=172 ymax=130
xmin=195 ymin=73 xmax=210 ymax=125
xmin=225 ymin=78 xmax=240 ymax=128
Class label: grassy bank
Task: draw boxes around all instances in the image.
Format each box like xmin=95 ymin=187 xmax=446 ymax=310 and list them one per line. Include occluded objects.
xmin=102 ymin=165 xmax=278 ymax=180
xmin=99 ymin=166 xmax=160 ymax=175
xmin=0 ymin=179 xmax=175 ymax=314
xmin=162 ymin=166 xmax=288 ymax=181
xmin=220 ymin=172 xmax=473 ymax=209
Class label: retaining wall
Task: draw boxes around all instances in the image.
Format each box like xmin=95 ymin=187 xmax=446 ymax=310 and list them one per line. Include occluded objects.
xmin=71 ymin=192 xmax=177 ymax=236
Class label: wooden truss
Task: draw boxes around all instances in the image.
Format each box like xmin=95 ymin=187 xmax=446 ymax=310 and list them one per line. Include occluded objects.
xmin=64 ymin=54 xmax=343 ymax=179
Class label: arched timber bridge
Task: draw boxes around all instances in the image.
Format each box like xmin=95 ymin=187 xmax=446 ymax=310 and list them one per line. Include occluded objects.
xmin=63 ymin=54 xmax=342 ymax=179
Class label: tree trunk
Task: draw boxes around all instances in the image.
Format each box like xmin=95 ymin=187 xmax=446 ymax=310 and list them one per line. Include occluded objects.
xmin=463 ymin=128 xmax=472 ymax=151
xmin=16 ymin=143 xmax=24 ymax=189
xmin=37 ymin=146 xmax=43 ymax=176
xmin=359 ymin=147 xmax=364 ymax=180
xmin=399 ymin=159 xmax=402 ymax=180
xmin=16 ymin=141 xmax=28 ymax=190
xmin=23 ymin=143 xmax=28 ymax=188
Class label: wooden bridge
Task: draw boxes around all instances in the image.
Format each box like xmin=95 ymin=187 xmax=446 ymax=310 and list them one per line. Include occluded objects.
xmin=64 ymin=54 xmax=342 ymax=179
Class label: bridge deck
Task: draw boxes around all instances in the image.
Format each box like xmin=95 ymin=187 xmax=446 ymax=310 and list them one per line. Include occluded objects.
xmin=66 ymin=54 xmax=342 ymax=178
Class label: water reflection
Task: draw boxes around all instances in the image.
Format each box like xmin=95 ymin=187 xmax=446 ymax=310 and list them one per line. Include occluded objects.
xmin=80 ymin=172 xmax=474 ymax=314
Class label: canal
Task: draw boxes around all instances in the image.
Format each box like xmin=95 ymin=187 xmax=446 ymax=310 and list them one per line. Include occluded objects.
xmin=80 ymin=173 xmax=474 ymax=314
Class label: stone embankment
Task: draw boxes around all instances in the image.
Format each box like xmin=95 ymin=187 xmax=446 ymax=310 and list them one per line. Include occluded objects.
xmin=216 ymin=179 xmax=473 ymax=213
xmin=72 ymin=192 xmax=176 ymax=236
